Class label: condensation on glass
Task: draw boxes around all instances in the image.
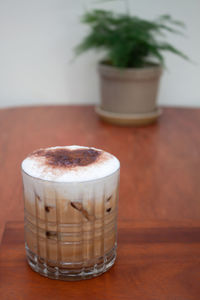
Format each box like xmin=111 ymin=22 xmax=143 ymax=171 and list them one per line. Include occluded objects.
xmin=22 ymin=168 xmax=119 ymax=280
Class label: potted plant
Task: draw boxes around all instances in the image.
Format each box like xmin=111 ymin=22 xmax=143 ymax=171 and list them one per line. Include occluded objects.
xmin=75 ymin=7 xmax=188 ymax=125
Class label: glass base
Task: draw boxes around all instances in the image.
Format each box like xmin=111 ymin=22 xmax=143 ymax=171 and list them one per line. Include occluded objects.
xmin=26 ymin=244 xmax=116 ymax=281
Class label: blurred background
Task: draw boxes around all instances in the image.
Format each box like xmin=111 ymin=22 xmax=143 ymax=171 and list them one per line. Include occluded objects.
xmin=0 ymin=0 xmax=199 ymax=108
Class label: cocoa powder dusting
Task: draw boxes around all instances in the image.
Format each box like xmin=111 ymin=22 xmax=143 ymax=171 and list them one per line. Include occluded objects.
xmin=31 ymin=148 xmax=101 ymax=168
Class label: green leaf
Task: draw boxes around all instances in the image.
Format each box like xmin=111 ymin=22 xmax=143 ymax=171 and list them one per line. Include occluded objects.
xmin=75 ymin=8 xmax=189 ymax=68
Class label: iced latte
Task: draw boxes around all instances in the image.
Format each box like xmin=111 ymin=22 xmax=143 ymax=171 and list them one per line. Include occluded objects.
xmin=21 ymin=146 xmax=120 ymax=280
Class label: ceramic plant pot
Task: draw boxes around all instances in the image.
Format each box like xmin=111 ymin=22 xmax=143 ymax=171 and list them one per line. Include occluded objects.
xmin=96 ymin=63 xmax=163 ymax=126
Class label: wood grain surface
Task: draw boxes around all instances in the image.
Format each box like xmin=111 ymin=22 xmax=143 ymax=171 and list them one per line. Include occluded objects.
xmin=0 ymin=105 xmax=200 ymax=299
xmin=1 ymin=221 xmax=200 ymax=300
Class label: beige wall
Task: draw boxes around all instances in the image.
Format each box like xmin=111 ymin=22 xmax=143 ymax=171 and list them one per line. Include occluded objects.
xmin=0 ymin=0 xmax=199 ymax=108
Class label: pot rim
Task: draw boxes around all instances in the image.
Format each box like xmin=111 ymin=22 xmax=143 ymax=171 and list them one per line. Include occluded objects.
xmin=98 ymin=61 xmax=162 ymax=79
xmin=98 ymin=60 xmax=162 ymax=71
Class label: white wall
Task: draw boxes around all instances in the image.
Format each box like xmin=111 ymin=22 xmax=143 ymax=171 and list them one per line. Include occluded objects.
xmin=0 ymin=0 xmax=199 ymax=108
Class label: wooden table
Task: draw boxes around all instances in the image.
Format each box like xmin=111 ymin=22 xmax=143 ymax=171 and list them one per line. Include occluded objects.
xmin=0 ymin=105 xmax=200 ymax=299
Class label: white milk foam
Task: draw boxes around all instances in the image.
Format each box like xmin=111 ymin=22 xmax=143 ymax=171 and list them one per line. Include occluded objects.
xmin=22 ymin=146 xmax=120 ymax=204
xmin=22 ymin=146 xmax=120 ymax=182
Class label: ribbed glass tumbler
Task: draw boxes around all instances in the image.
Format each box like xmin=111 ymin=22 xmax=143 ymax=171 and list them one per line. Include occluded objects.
xmin=22 ymin=168 xmax=120 ymax=281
